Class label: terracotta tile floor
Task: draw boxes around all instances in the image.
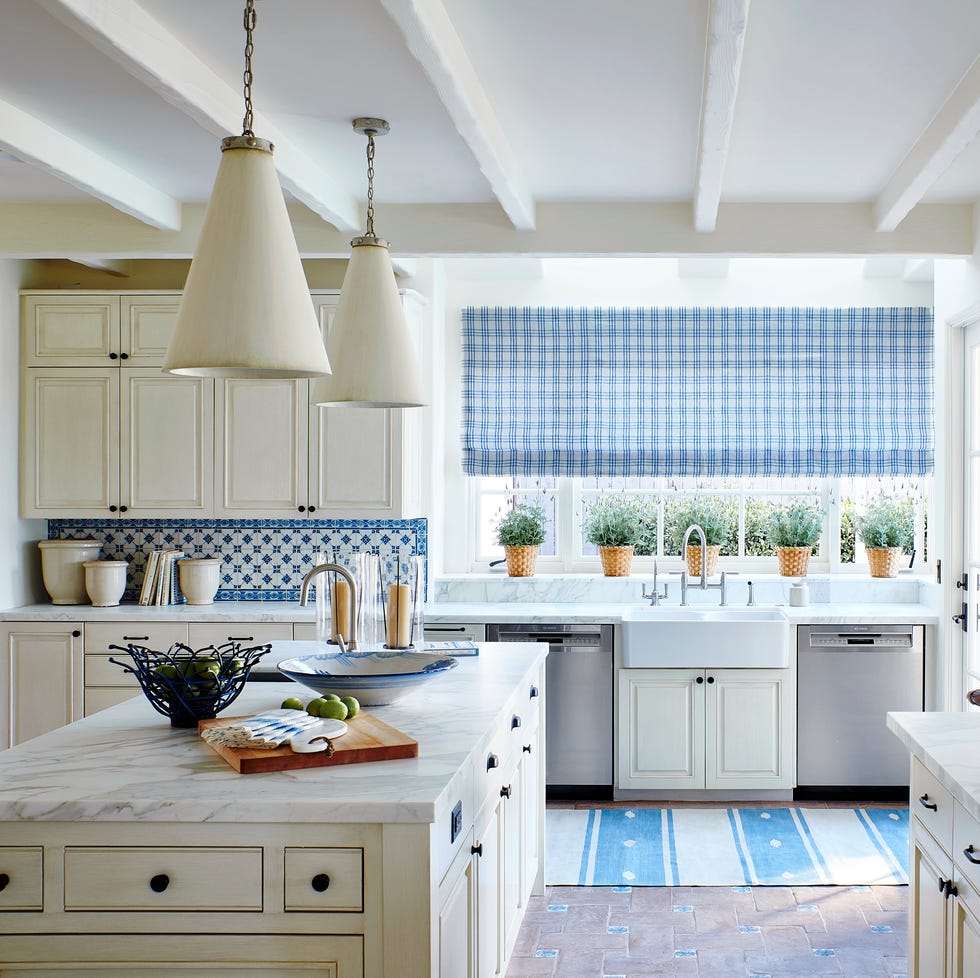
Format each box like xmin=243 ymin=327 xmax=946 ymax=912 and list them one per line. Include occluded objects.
xmin=506 ymin=802 xmax=909 ymax=978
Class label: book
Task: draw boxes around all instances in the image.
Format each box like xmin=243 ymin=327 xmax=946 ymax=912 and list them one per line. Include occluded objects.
xmin=138 ymin=551 xmax=160 ymax=606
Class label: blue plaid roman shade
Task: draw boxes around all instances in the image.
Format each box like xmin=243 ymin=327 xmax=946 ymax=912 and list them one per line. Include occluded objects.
xmin=460 ymin=306 xmax=934 ymax=478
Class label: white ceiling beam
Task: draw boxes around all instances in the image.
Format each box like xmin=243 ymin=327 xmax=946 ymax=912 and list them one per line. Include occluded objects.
xmin=874 ymin=54 xmax=980 ymax=232
xmin=380 ymin=0 xmax=536 ymax=230
xmin=0 ymin=95 xmax=180 ymax=229
xmin=68 ymin=257 xmax=130 ymax=277
xmin=36 ymin=0 xmax=360 ymax=231
xmin=677 ymin=257 xmax=730 ymax=278
xmin=693 ymin=0 xmax=751 ymax=233
xmin=862 ymin=257 xmax=906 ymax=278
xmin=390 ymin=257 xmax=419 ymax=278
xmin=903 ymin=258 xmax=934 ymax=282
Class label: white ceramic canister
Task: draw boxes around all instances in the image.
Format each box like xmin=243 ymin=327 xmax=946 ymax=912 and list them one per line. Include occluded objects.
xmin=37 ymin=539 xmax=103 ymax=604
xmin=178 ymin=558 xmax=221 ymax=605
xmin=788 ymin=580 xmax=810 ymax=607
xmin=83 ymin=560 xmax=129 ymax=607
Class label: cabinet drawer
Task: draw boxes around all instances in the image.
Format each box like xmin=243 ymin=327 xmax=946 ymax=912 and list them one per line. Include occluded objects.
xmin=955 ymin=801 xmax=980 ymax=895
xmin=283 ymin=847 xmax=363 ymax=912
xmin=0 ymin=847 xmax=43 ymax=911
xmin=84 ymin=653 xmax=139 ymax=687
xmin=64 ymin=846 xmax=263 ymax=911
xmin=911 ymin=756 xmax=954 ymax=850
xmin=187 ymin=622 xmax=293 ymax=649
xmin=84 ymin=622 xmax=188 ymax=654
xmin=84 ymin=687 xmax=139 ymax=716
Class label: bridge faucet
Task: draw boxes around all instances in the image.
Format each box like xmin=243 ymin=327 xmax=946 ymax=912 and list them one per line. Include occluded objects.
xmin=299 ymin=563 xmax=359 ymax=651
xmin=678 ymin=523 xmax=736 ymax=606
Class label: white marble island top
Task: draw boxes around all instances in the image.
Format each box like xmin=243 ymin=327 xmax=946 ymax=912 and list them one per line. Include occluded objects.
xmin=887 ymin=711 xmax=980 ymax=822
xmin=0 ymin=643 xmax=547 ymax=826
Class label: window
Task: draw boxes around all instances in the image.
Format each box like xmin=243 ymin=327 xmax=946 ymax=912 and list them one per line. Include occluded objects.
xmin=472 ymin=476 xmax=930 ymax=573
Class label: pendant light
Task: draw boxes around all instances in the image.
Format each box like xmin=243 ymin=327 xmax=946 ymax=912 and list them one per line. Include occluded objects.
xmin=164 ymin=0 xmax=330 ymax=379
xmin=310 ymin=119 xmax=425 ymax=408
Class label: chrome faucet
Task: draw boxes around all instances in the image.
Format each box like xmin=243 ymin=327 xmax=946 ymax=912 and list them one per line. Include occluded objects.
xmin=641 ymin=560 xmax=671 ymax=606
xmin=299 ymin=563 xmax=359 ymax=651
xmin=678 ymin=523 xmax=736 ymax=607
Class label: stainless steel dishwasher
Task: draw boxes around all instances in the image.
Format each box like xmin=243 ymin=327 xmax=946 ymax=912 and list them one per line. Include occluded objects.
xmin=797 ymin=624 xmax=924 ymax=793
xmin=486 ymin=623 xmax=613 ymax=794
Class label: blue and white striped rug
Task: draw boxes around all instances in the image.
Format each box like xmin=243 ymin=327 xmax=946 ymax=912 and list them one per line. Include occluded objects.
xmin=547 ymin=808 xmax=909 ymax=886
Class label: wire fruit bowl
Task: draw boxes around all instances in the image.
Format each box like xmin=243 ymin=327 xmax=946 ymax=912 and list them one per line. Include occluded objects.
xmin=109 ymin=642 xmax=271 ymax=728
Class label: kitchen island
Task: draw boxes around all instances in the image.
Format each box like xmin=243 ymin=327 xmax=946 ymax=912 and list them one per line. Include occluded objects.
xmin=0 ymin=643 xmax=547 ymax=978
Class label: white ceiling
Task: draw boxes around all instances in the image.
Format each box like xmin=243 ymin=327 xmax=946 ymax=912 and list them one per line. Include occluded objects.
xmin=0 ymin=0 xmax=978 ymax=257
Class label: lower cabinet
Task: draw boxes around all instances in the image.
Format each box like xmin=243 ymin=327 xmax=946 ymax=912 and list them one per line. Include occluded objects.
xmin=617 ymin=667 xmax=794 ymax=790
xmin=0 ymin=622 xmax=83 ymax=749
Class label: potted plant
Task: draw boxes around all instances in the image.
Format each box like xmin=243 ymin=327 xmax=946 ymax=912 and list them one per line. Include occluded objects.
xmin=767 ymin=500 xmax=823 ymax=576
xmin=583 ymin=495 xmax=644 ymax=576
xmin=495 ymin=502 xmax=548 ymax=577
xmin=667 ymin=497 xmax=730 ymax=577
xmin=857 ymin=495 xmax=907 ymax=578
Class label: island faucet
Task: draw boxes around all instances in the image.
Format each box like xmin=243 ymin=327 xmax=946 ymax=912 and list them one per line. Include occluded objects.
xmin=299 ymin=563 xmax=359 ymax=651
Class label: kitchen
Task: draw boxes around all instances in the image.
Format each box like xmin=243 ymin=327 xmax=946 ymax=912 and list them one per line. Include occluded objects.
xmin=2 ymin=2 xmax=980 ymax=978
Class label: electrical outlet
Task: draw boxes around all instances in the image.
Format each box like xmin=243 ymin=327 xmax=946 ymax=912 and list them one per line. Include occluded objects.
xmin=450 ymin=801 xmax=463 ymax=843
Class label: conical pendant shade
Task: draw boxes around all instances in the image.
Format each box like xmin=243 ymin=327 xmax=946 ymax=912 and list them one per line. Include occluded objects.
xmin=310 ymin=241 xmax=425 ymax=407
xmin=164 ymin=141 xmax=331 ymax=378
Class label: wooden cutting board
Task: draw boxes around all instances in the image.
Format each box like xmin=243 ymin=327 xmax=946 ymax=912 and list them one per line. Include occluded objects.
xmin=198 ymin=712 xmax=419 ymax=774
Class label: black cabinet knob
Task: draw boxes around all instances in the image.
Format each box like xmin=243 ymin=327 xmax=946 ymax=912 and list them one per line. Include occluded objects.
xmin=0 ymin=873 xmax=9 ymax=891
xmin=471 ymin=843 xmax=483 ymax=857
xmin=108 ymin=352 xmax=118 ymax=360
xmin=522 ymin=744 xmax=532 ymax=754
xmin=696 ymin=676 xmax=704 ymax=684
xmin=298 ymin=505 xmax=306 ymax=513
xmin=119 ymin=505 xmax=128 ymax=513
xmin=511 ymin=714 xmax=522 ymax=729
xmin=486 ymin=753 xmax=499 ymax=770
xmin=311 ymin=873 xmax=331 ymax=892
xmin=500 ymin=784 xmax=512 ymax=799
xmin=707 ymin=676 xmax=715 ymax=684
xmin=72 ymin=629 xmax=81 ymax=638
xmin=108 ymin=505 xmax=118 ymax=512
xmin=529 ymin=685 xmax=539 ymax=699
xmin=149 ymin=874 xmax=169 ymax=893
xmin=308 ymin=506 xmax=316 ymax=514
xmin=119 ymin=352 xmax=129 ymax=360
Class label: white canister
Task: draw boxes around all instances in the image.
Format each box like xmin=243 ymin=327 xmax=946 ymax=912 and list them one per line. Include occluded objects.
xmin=83 ymin=560 xmax=129 ymax=607
xmin=178 ymin=558 xmax=221 ymax=605
xmin=788 ymin=581 xmax=810 ymax=607
xmin=38 ymin=539 xmax=103 ymax=604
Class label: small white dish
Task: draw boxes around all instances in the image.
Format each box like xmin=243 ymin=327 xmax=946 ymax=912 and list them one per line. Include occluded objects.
xmin=289 ymin=719 xmax=348 ymax=753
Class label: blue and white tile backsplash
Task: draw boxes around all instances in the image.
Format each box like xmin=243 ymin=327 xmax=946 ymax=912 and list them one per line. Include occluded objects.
xmin=49 ymin=518 xmax=427 ymax=602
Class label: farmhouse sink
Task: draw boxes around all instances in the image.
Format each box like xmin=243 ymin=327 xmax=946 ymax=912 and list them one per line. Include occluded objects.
xmin=620 ymin=606 xmax=790 ymax=668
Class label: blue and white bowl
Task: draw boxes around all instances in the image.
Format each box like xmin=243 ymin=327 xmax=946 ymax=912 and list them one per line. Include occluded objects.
xmin=277 ymin=649 xmax=459 ymax=706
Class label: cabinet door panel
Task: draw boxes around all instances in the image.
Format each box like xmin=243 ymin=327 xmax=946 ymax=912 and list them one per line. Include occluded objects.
xmin=954 ymin=893 xmax=980 ymax=978
xmin=215 ymin=379 xmax=308 ymax=514
xmin=22 ymin=295 xmax=118 ymax=365
xmin=618 ymin=670 xmax=704 ymax=789
xmin=120 ymin=295 xmax=180 ymax=364
xmin=439 ymin=844 xmax=476 ymax=978
xmin=475 ymin=803 xmax=501 ymax=978
xmin=1 ymin=624 xmax=82 ymax=747
xmin=911 ymin=824 xmax=951 ymax=978
xmin=121 ymin=370 xmax=212 ymax=515
xmin=21 ymin=369 xmax=118 ymax=516
xmin=706 ymin=670 xmax=789 ymax=788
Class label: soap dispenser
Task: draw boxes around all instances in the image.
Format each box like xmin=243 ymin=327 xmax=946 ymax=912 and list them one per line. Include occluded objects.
xmin=788 ymin=580 xmax=810 ymax=607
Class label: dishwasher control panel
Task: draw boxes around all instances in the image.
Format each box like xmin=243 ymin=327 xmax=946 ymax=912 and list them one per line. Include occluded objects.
xmin=808 ymin=633 xmax=914 ymax=648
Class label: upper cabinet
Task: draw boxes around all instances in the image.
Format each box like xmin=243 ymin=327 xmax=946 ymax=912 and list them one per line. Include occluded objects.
xmin=20 ymin=290 xmax=425 ymax=521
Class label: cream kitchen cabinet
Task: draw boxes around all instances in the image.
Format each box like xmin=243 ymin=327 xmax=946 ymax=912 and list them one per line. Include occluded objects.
xmin=617 ymin=667 xmax=794 ymax=790
xmin=0 ymin=622 xmax=83 ymax=749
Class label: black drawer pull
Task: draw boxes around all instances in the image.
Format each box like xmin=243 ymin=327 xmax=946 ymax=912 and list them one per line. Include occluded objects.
xmin=471 ymin=843 xmax=483 ymax=857
xmin=123 ymin=635 xmax=150 ymax=642
xmin=72 ymin=629 xmax=81 ymax=638
xmin=523 ymin=744 xmax=532 ymax=754
xmin=919 ymin=793 xmax=938 ymax=812
xmin=0 ymin=873 xmax=9 ymax=891
xmin=529 ymin=685 xmax=539 ymax=698
xmin=511 ymin=714 xmax=522 ymax=729
xmin=486 ymin=753 xmax=499 ymax=771
xmin=227 ymin=636 xmax=254 ymax=642
xmin=311 ymin=873 xmax=331 ymax=892
xmin=149 ymin=874 xmax=170 ymax=893
xmin=500 ymin=784 xmax=512 ymax=799
xmin=965 ymin=845 xmax=980 ymax=865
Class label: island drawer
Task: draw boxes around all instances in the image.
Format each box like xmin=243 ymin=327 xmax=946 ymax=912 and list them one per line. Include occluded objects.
xmin=64 ymin=846 xmax=262 ymax=911
xmin=84 ymin=653 xmax=139 ymax=687
xmin=0 ymin=847 xmax=43 ymax=911
xmin=911 ymin=756 xmax=954 ymax=850
xmin=954 ymin=801 xmax=980 ymax=894
xmin=85 ymin=623 xmax=188 ymax=655
xmin=283 ymin=847 xmax=363 ymax=912
xmin=187 ymin=622 xmax=293 ymax=648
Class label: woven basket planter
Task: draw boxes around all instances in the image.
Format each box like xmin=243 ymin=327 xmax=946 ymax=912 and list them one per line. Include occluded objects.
xmin=866 ymin=547 xmax=902 ymax=578
xmin=776 ymin=546 xmax=812 ymax=577
xmin=685 ymin=544 xmax=720 ymax=577
xmin=504 ymin=545 xmax=539 ymax=577
xmin=599 ymin=545 xmax=634 ymax=577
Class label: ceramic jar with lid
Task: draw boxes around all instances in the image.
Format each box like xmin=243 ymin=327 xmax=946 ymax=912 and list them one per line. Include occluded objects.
xmin=788 ymin=580 xmax=810 ymax=607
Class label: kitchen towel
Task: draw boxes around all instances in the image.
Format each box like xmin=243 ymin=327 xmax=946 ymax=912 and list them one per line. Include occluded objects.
xmin=546 ymin=807 xmax=908 ymax=886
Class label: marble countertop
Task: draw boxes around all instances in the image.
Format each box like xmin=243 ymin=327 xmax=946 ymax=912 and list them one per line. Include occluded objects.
xmin=887 ymin=711 xmax=980 ymax=822
xmin=0 ymin=643 xmax=547 ymax=825
xmin=0 ymin=600 xmax=939 ymax=625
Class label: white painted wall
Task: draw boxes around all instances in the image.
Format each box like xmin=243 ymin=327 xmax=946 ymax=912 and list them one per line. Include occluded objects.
xmin=437 ymin=257 xmax=934 ymax=573
xmin=0 ymin=259 xmax=44 ymax=608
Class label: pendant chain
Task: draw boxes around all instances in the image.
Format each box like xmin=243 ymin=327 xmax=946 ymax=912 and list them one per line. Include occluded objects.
xmin=365 ymin=132 xmax=376 ymax=237
xmin=242 ymin=0 xmax=256 ymax=137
